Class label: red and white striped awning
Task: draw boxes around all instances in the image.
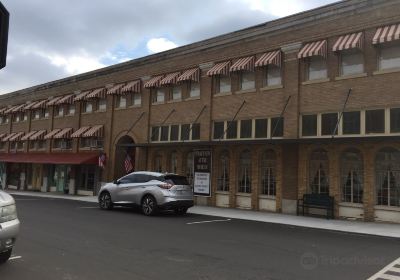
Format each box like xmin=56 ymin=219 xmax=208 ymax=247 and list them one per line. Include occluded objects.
xmin=298 ymin=40 xmax=327 ymax=58
xmin=46 ymin=96 xmax=64 ymax=106
xmin=373 ymin=23 xmax=400 ymax=45
xmin=255 ymin=50 xmax=281 ymax=67
xmin=30 ymin=130 xmax=47 ymax=140
xmin=9 ymin=132 xmax=25 ymax=142
xmin=144 ymin=75 xmax=164 ymax=88
xmin=85 ymin=88 xmax=107 ymax=100
xmin=56 ymin=94 xmax=75 ymax=105
xmin=121 ymin=80 xmax=141 ymax=94
xmin=0 ymin=133 xmax=6 ymax=140
xmin=0 ymin=108 xmax=7 ymax=115
xmin=230 ymin=56 xmax=255 ymax=72
xmin=74 ymin=91 xmax=91 ymax=102
xmin=24 ymin=101 xmax=41 ymax=111
xmin=207 ymin=61 xmax=231 ymax=76
xmin=21 ymin=131 xmax=38 ymax=141
xmin=53 ymin=128 xmax=73 ymax=139
xmin=83 ymin=125 xmax=103 ymax=138
xmin=177 ymin=68 xmax=200 ymax=83
xmin=107 ymin=83 xmax=125 ymax=95
xmin=160 ymin=72 xmax=180 ymax=86
xmin=5 ymin=104 xmax=25 ymax=114
xmin=31 ymin=99 xmax=48 ymax=109
xmin=2 ymin=133 xmax=16 ymax=142
xmin=44 ymin=129 xmax=62 ymax=140
xmin=332 ymin=32 xmax=363 ymax=51
xmin=71 ymin=126 xmax=91 ymax=138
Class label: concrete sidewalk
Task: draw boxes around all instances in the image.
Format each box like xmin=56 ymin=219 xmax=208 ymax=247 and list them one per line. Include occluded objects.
xmin=7 ymin=190 xmax=400 ymax=239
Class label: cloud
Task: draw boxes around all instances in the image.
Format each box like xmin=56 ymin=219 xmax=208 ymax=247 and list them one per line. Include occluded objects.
xmin=146 ymin=38 xmax=178 ymax=54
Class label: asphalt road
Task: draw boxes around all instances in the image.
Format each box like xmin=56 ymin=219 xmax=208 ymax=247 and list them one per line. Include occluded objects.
xmin=0 ymin=195 xmax=399 ymax=280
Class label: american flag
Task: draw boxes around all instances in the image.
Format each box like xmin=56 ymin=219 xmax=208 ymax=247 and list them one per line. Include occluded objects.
xmin=98 ymin=153 xmax=106 ymax=169
xmin=124 ymin=153 xmax=134 ymax=173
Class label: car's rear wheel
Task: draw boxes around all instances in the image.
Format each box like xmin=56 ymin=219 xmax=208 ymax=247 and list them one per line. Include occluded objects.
xmin=141 ymin=195 xmax=158 ymax=216
xmin=99 ymin=192 xmax=113 ymax=210
xmin=174 ymin=207 xmax=188 ymax=215
xmin=0 ymin=249 xmax=12 ymax=264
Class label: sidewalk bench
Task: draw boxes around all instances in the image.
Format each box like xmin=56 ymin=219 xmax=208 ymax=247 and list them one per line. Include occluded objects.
xmin=297 ymin=194 xmax=334 ymax=219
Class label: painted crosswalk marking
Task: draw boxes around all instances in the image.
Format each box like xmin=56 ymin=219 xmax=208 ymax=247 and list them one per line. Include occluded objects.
xmin=367 ymin=257 xmax=400 ymax=280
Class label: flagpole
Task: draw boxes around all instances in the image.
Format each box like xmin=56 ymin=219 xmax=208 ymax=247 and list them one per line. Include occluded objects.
xmin=218 ymin=100 xmax=246 ymax=141
xmin=332 ymin=88 xmax=352 ymax=138
xmin=271 ymin=95 xmax=291 ymax=138
xmin=182 ymin=105 xmax=207 ymax=142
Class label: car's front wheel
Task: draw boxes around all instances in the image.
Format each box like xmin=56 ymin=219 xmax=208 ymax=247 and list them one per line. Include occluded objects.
xmin=0 ymin=249 xmax=12 ymax=264
xmin=141 ymin=195 xmax=158 ymax=216
xmin=99 ymin=192 xmax=113 ymax=210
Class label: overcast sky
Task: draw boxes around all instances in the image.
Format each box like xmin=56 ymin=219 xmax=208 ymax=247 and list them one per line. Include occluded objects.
xmin=0 ymin=0 xmax=336 ymax=95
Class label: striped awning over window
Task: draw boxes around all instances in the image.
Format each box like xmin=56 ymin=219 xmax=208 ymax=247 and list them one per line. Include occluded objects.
xmin=56 ymin=94 xmax=75 ymax=105
xmin=333 ymin=32 xmax=363 ymax=51
xmin=230 ymin=56 xmax=255 ymax=72
xmin=144 ymin=75 xmax=164 ymax=88
xmin=2 ymin=133 xmax=16 ymax=142
xmin=107 ymin=83 xmax=125 ymax=95
xmin=0 ymin=108 xmax=7 ymax=115
xmin=373 ymin=23 xmax=400 ymax=45
xmin=0 ymin=133 xmax=6 ymax=140
xmin=46 ymin=96 xmax=64 ymax=106
xmin=21 ymin=131 xmax=38 ymax=141
xmin=298 ymin=40 xmax=327 ymax=58
xmin=177 ymin=68 xmax=200 ymax=83
xmin=74 ymin=91 xmax=91 ymax=102
xmin=5 ymin=104 xmax=25 ymax=114
xmin=160 ymin=72 xmax=180 ymax=86
xmin=71 ymin=126 xmax=91 ymax=138
xmin=85 ymin=88 xmax=107 ymax=100
xmin=207 ymin=61 xmax=231 ymax=76
xmin=30 ymin=130 xmax=47 ymax=140
xmin=83 ymin=125 xmax=103 ymax=138
xmin=44 ymin=128 xmax=62 ymax=140
xmin=24 ymin=101 xmax=41 ymax=111
xmin=53 ymin=128 xmax=73 ymax=139
xmin=121 ymin=80 xmax=141 ymax=94
xmin=255 ymin=50 xmax=281 ymax=67
xmin=9 ymin=132 xmax=25 ymax=142
xmin=31 ymin=99 xmax=48 ymax=109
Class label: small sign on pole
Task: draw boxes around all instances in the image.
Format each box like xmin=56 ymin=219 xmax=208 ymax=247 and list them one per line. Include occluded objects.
xmin=193 ymin=149 xmax=212 ymax=197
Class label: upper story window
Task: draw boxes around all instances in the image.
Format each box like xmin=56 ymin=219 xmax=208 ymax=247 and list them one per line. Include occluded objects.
xmin=240 ymin=71 xmax=255 ymax=90
xmin=153 ymin=88 xmax=165 ymax=104
xmin=97 ymin=98 xmax=107 ymax=111
xmin=132 ymin=93 xmax=141 ymax=106
xmin=365 ymin=109 xmax=385 ymax=134
xmin=13 ymin=114 xmax=21 ymax=123
xmin=321 ymin=113 xmax=338 ymax=136
xmin=172 ymin=85 xmax=182 ymax=100
xmin=116 ymin=95 xmax=127 ymax=109
xmin=340 ymin=50 xmax=364 ymax=76
xmin=66 ymin=104 xmax=75 ymax=116
xmin=83 ymin=101 xmax=93 ymax=113
xmin=302 ymin=114 xmax=318 ymax=136
xmin=255 ymin=119 xmax=268 ymax=138
xmin=390 ymin=108 xmax=400 ymax=133
xmin=255 ymin=50 xmax=282 ymax=87
xmin=240 ymin=119 xmax=252 ymax=139
xmin=55 ymin=106 xmax=64 ymax=117
xmin=379 ymin=43 xmax=400 ymax=70
xmin=298 ymin=40 xmax=327 ymax=81
xmin=265 ymin=65 xmax=282 ymax=86
xmin=213 ymin=121 xmax=224 ymax=140
xmin=343 ymin=111 xmax=361 ymax=135
xmin=217 ymin=75 xmax=231 ymax=94
xmin=189 ymin=82 xmax=200 ymax=98
xmin=229 ymin=56 xmax=255 ymax=91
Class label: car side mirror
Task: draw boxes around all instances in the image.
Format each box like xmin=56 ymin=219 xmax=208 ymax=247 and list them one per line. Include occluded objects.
xmin=114 ymin=179 xmax=119 ymax=185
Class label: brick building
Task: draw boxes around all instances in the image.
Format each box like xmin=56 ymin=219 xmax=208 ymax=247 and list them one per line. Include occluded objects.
xmin=1 ymin=0 xmax=400 ymax=222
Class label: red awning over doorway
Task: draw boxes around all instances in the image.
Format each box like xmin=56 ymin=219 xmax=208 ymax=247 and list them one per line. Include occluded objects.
xmin=0 ymin=152 xmax=98 ymax=165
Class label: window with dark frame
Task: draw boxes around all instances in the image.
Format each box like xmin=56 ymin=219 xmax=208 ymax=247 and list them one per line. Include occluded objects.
xmin=271 ymin=117 xmax=284 ymax=137
xmin=343 ymin=111 xmax=360 ymax=134
xmin=218 ymin=75 xmax=231 ymax=94
xmin=390 ymin=108 xmax=400 ymax=133
xmin=321 ymin=113 xmax=338 ymax=136
xmin=255 ymin=119 xmax=268 ymax=138
xmin=150 ymin=126 xmax=160 ymax=142
xmin=302 ymin=114 xmax=317 ymax=136
xmin=240 ymin=119 xmax=252 ymax=138
xmin=365 ymin=109 xmax=385 ymax=134
xmin=265 ymin=65 xmax=282 ymax=86
xmin=160 ymin=126 xmax=169 ymax=141
xmin=180 ymin=124 xmax=190 ymax=141
xmin=226 ymin=120 xmax=238 ymax=139
xmin=170 ymin=125 xmax=179 ymax=141
xmin=191 ymin=123 xmax=200 ymax=140
xmin=213 ymin=122 xmax=224 ymax=140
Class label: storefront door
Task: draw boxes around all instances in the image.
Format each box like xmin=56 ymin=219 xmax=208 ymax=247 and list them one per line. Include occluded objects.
xmin=31 ymin=164 xmax=43 ymax=191
xmin=54 ymin=165 xmax=71 ymax=193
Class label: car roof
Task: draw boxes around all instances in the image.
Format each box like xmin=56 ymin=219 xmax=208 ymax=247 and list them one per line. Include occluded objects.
xmin=128 ymin=171 xmax=180 ymax=177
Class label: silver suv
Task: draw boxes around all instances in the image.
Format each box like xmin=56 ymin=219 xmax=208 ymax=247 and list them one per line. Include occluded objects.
xmin=0 ymin=191 xmax=20 ymax=263
xmin=98 ymin=171 xmax=194 ymax=215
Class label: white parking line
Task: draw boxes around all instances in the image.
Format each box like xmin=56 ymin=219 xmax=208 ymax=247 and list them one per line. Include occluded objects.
xmin=367 ymin=257 xmax=400 ymax=280
xmin=9 ymin=256 xmax=22 ymax=261
xmin=76 ymin=207 xmax=98 ymax=209
xmin=186 ymin=219 xmax=232 ymax=225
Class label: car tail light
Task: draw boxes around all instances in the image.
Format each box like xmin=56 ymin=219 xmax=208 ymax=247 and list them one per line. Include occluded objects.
xmin=158 ymin=183 xmax=174 ymax=189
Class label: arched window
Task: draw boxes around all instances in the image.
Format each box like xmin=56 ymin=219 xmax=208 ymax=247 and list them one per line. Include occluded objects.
xmin=217 ymin=150 xmax=230 ymax=191
xmin=309 ymin=149 xmax=329 ymax=194
xmin=260 ymin=150 xmax=276 ymax=196
xmin=154 ymin=153 xmax=162 ymax=173
xmin=341 ymin=149 xmax=363 ymax=203
xmin=186 ymin=152 xmax=194 ymax=186
xmin=170 ymin=151 xmax=178 ymax=174
xmin=238 ymin=150 xmax=252 ymax=193
xmin=375 ymin=148 xmax=400 ymax=207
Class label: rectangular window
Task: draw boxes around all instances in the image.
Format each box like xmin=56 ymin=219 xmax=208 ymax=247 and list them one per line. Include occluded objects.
xmin=266 ymin=65 xmax=282 ymax=86
xmin=67 ymin=104 xmax=75 ymax=115
xmin=271 ymin=117 xmax=284 ymax=137
xmin=14 ymin=114 xmax=20 ymax=122
xmin=255 ymin=119 xmax=268 ymax=138
xmin=23 ymin=113 xmax=28 ymax=121
xmin=343 ymin=111 xmax=360 ymax=134
xmin=116 ymin=96 xmax=126 ymax=108
xmin=156 ymin=88 xmax=165 ymax=103
xmin=133 ymin=93 xmax=141 ymax=106
xmin=302 ymin=114 xmax=317 ymax=136
xmin=226 ymin=120 xmax=238 ymax=139
xmin=44 ymin=109 xmax=49 ymax=118
xmin=240 ymin=71 xmax=255 ymax=90
xmin=218 ymin=75 xmax=231 ymax=93
xmin=172 ymin=86 xmax=182 ymax=100
xmin=98 ymin=99 xmax=107 ymax=111
xmin=308 ymin=56 xmax=327 ymax=80
xmin=80 ymin=138 xmax=91 ymax=148
xmin=160 ymin=126 xmax=169 ymax=141
xmin=34 ymin=110 xmax=40 ymax=119
xmin=170 ymin=125 xmax=179 ymax=141
xmin=240 ymin=119 xmax=252 ymax=138
xmin=191 ymin=123 xmax=200 ymax=140
xmin=84 ymin=102 xmax=93 ymax=113
xmin=56 ymin=106 xmax=64 ymax=117
xmin=213 ymin=122 xmax=224 ymax=140
xmin=151 ymin=126 xmax=160 ymax=142
xmin=321 ymin=113 xmax=338 ymax=135
xmin=391 ymin=108 xmax=400 ymax=133
xmin=180 ymin=124 xmax=190 ymax=141
xmin=379 ymin=43 xmax=400 ymax=70
xmin=365 ymin=109 xmax=385 ymax=134
xmin=340 ymin=50 xmax=363 ymax=76
xmin=189 ymin=82 xmax=200 ymax=98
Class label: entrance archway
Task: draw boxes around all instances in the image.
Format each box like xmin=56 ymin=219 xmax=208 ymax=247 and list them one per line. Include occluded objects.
xmin=114 ymin=135 xmax=135 ymax=179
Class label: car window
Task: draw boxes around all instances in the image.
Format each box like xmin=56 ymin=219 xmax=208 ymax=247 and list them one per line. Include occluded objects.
xmin=135 ymin=174 xmax=150 ymax=183
xmin=163 ymin=175 xmax=189 ymax=185
xmin=118 ymin=174 xmax=136 ymax=184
